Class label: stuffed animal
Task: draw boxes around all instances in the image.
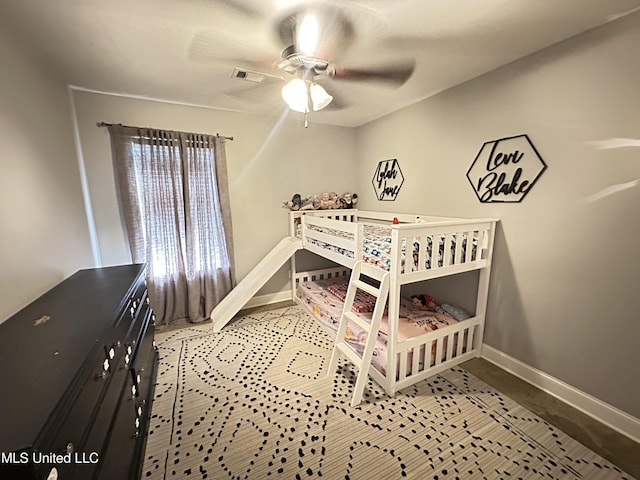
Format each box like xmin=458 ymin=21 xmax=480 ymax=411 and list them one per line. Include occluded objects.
xmin=411 ymin=294 xmax=438 ymax=311
xmin=283 ymin=193 xmax=303 ymax=211
xmin=299 ymin=194 xmax=320 ymax=210
xmin=319 ymin=192 xmax=338 ymax=209
xmin=329 ymin=192 xmax=342 ymax=209
xmin=340 ymin=192 xmax=358 ymax=209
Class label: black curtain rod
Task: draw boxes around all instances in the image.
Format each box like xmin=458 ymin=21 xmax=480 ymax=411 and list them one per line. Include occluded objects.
xmin=96 ymin=122 xmax=233 ymax=141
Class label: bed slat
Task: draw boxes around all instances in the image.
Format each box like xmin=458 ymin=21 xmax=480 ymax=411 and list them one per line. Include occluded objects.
xmin=454 ymin=233 xmax=463 ymax=265
xmin=446 ymin=332 xmax=455 ymax=360
xmin=417 ymin=236 xmax=427 ymax=273
xmin=411 ymin=347 xmax=420 ymax=375
xmin=398 ymin=352 xmax=408 ymax=381
xmin=464 ymin=231 xmax=474 ymax=263
xmin=456 ymin=330 xmax=465 ymax=357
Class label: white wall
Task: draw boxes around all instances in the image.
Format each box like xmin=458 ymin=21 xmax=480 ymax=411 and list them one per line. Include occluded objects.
xmin=355 ymin=13 xmax=640 ymax=418
xmin=72 ymin=90 xmax=357 ymax=296
xmin=0 ymin=29 xmax=94 ymax=322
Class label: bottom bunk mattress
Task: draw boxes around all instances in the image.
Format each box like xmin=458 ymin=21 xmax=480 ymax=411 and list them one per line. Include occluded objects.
xmin=296 ymin=277 xmax=464 ymax=376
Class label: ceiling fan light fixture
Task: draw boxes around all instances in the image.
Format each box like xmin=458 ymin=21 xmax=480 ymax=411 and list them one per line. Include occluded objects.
xmin=309 ymin=82 xmax=332 ymax=111
xmin=282 ymin=79 xmax=333 ymax=113
xmin=281 ymin=78 xmax=309 ymax=112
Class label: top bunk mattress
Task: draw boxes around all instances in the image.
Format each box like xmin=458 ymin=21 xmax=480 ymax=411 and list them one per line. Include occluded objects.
xmin=304 ymin=222 xmax=478 ymax=272
xmin=361 ymin=224 xmax=477 ymax=271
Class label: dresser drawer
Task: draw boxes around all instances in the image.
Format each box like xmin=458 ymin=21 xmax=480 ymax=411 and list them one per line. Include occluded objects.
xmin=33 ymin=344 xmax=119 ymax=477
xmin=130 ymin=308 xmax=155 ymax=391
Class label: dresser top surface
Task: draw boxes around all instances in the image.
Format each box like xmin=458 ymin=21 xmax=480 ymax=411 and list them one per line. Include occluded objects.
xmin=0 ymin=264 xmax=145 ymax=452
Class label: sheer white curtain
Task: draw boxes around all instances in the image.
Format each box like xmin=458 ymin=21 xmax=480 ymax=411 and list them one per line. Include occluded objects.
xmin=108 ymin=125 xmax=235 ymax=325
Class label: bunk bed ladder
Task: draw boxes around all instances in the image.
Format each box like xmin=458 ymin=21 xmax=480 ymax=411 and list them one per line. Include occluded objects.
xmin=327 ymin=261 xmax=390 ymax=407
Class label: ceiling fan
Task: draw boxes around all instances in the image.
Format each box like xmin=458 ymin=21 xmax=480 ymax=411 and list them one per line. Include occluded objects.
xmin=190 ymin=2 xmax=416 ymax=119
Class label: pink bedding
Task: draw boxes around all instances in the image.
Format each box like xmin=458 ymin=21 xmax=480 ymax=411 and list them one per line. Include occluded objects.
xmin=325 ymin=282 xmax=377 ymax=313
xmin=296 ymin=278 xmax=461 ymax=376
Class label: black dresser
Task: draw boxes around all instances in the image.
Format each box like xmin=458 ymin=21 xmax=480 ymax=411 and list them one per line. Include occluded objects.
xmin=0 ymin=264 xmax=157 ymax=480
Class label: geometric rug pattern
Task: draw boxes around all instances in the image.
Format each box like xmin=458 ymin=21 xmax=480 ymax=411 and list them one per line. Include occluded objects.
xmin=142 ymin=305 xmax=633 ymax=479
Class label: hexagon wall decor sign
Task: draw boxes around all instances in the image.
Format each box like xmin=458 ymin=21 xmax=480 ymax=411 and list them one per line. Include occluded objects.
xmin=466 ymin=134 xmax=546 ymax=203
xmin=372 ymin=158 xmax=404 ymax=201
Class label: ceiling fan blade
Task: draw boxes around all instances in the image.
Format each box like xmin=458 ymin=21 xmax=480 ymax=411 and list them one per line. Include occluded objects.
xmin=218 ymin=0 xmax=265 ymax=19
xmin=225 ymin=80 xmax=282 ymax=105
xmin=189 ymin=31 xmax=276 ymax=71
xmin=331 ymin=60 xmax=415 ymax=87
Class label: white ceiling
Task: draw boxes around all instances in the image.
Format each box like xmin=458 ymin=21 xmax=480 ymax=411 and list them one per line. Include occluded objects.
xmin=2 ymin=0 xmax=640 ymax=127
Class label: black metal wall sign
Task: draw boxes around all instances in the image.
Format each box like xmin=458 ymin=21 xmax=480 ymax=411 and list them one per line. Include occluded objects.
xmin=466 ymin=134 xmax=546 ymax=203
xmin=372 ymin=158 xmax=404 ymax=201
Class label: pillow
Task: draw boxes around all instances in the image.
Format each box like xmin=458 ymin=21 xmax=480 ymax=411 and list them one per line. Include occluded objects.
xmin=441 ymin=303 xmax=471 ymax=320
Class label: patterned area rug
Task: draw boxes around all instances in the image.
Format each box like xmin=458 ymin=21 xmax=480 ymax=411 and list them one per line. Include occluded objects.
xmin=142 ymin=305 xmax=632 ymax=479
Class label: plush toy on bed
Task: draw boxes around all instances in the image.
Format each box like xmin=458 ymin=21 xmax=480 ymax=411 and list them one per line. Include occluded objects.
xmin=283 ymin=193 xmax=304 ymax=210
xmin=411 ymin=294 xmax=472 ymax=320
xmin=318 ymin=192 xmax=342 ymax=209
xmin=283 ymin=193 xmax=318 ymax=210
xmin=411 ymin=294 xmax=438 ymax=311
xmin=340 ymin=192 xmax=358 ymax=209
xmin=300 ymin=194 xmax=321 ymax=210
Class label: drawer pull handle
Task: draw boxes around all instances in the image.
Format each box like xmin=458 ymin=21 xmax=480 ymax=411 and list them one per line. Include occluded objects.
xmin=95 ymin=359 xmax=109 ymax=380
xmin=108 ymin=347 xmax=115 ymax=359
xmin=136 ymin=399 xmax=146 ymax=417
xmin=131 ymin=384 xmax=137 ymax=397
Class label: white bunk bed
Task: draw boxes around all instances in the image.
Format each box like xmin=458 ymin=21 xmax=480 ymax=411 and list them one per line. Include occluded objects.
xmin=288 ymin=209 xmax=498 ymax=399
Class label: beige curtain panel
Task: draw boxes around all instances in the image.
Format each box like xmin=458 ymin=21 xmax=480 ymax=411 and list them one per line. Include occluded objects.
xmin=108 ymin=125 xmax=235 ymax=325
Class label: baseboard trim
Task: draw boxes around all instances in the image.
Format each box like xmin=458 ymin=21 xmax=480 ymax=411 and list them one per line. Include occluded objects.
xmin=482 ymin=344 xmax=640 ymax=444
xmin=244 ymin=291 xmax=292 ymax=309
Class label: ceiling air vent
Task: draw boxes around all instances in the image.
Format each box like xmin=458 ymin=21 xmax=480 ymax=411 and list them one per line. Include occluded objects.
xmin=232 ymin=68 xmax=266 ymax=83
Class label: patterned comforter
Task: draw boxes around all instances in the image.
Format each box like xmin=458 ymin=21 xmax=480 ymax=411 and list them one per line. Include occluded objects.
xmin=304 ymin=222 xmax=477 ymax=272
